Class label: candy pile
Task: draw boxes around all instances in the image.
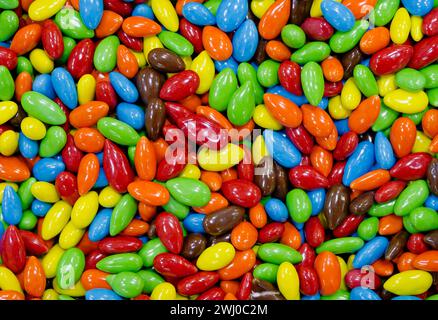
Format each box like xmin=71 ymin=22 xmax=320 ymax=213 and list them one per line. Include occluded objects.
xmin=0 ymin=0 xmax=437 ymax=301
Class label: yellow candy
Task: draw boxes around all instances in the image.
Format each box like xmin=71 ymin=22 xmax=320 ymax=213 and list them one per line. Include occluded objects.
xmin=390 ymin=8 xmax=411 ymax=45
xmin=337 ymin=256 xmax=348 ymax=291
xmin=412 ymin=131 xmax=432 ymax=153
xmin=53 ymin=278 xmax=86 ymax=297
xmin=42 ymin=245 xmax=65 ymax=279
xmin=190 ymin=51 xmax=215 ymax=94
xmin=383 ymin=270 xmax=432 ymax=295
xmin=28 ymin=0 xmax=66 ymax=21
xmin=277 ymin=262 xmax=300 ymax=300
xmin=347 ymin=254 xmax=355 ymax=270
xmin=182 ymin=56 xmax=192 ymax=70
xmin=377 ymin=74 xmax=397 ymax=97
xmin=21 ymin=117 xmax=47 ymax=140
xmin=131 ymin=50 xmax=146 ymax=68
xmin=0 ymin=266 xmax=23 ymax=293
xmin=253 ymin=104 xmax=283 ymax=130
xmin=197 ymin=143 xmax=244 ymax=172
xmin=77 ymin=74 xmax=96 ymax=105
xmin=175 ymin=293 xmax=189 ymax=300
xmin=383 ymin=89 xmax=429 ymax=113
xmin=0 ymin=101 xmax=17 ymax=125
xmin=150 ymin=0 xmax=179 ymax=32
xmin=0 ymin=130 xmax=19 ymax=156
xmin=31 ymin=181 xmax=60 ymax=203
xmin=341 ymin=78 xmax=361 ymax=110
xmin=252 ymin=245 xmax=260 ymax=256
xmin=71 ymin=191 xmax=99 ymax=229
xmin=252 ymin=134 xmax=270 ymax=165
xmin=328 ymin=96 xmax=351 ymax=120
xmin=99 ymin=186 xmax=122 ymax=208
xmin=251 ymin=0 xmax=275 ymax=19
xmin=143 ymin=36 xmax=163 ymax=62
xmin=179 ymin=164 xmax=201 ymax=180
xmin=0 ymin=183 xmax=18 ymax=204
xmin=59 ymin=221 xmax=85 ymax=249
xmin=151 ymin=282 xmax=176 ymax=300
xmin=196 ymin=242 xmax=236 ymax=271
xmin=42 ymin=289 xmax=59 ymax=300
xmin=42 ymin=201 xmax=72 ymax=240
xmin=29 ymin=49 xmax=54 ymax=74
xmin=311 ymin=0 xmax=341 ymax=17
xmin=410 ymin=16 xmax=424 ymax=42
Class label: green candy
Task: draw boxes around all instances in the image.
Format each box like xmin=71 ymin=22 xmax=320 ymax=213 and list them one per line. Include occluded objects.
xmin=137 ymin=269 xmax=165 ymax=294
xmin=127 ymin=145 xmax=136 ymax=167
xmin=209 ymin=68 xmax=238 ymax=112
xmin=372 ymin=101 xmax=399 ymax=132
xmin=166 ymin=177 xmax=211 ymax=207
xmin=321 ymin=290 xmax=350 ymax=300
xmin=394 ymin=180 xmax=429 ymax=216
xmin=369 ymin=199 xmax=396 ymax=217
xmin=0 ymin=10 xmax=19 ymax=41
xmin=57 ymin=37 xmax=76 ymax=65
xmin=18 ymin=177 xmax=36 ymax=210
xmin=18 ymin=210 xmax=37 ymax=230
xmin=291 ymin=42 xmax=331 ymax=64
xmin=21 ymin=91 xmax=66 ymax=125
xmin=253 ymin=263 xmax=279 ymax=283
xmin=403 ymin=215 xmax=419 ymax=234
xmin=56 ymin=248 xmax=85 ymax=290
xmin=257 ymin=60 xmax=280 ymax=88
xmin=403 ymin=107 xmax=429 ymax=126
xmin=107 ymin=272 xmax=144 ymax=299
xmin=286 ymin=189 xmax=312 ymax=223
xmin=316 ymin=237 xmax=364 ymax=254
xmin=0 ymin=0 xmax=18 ymax=9
xmin=426 ymin=294 xmax=438 ymax=300
xmin=94 ymin=35 xmax=120 ymax=73
xmin=353 ymin=65 xmax=379 ymax=97
xmin=0 ymin=66 xmax=14 ymax=101
xmin=16 ymin=57 xmax=34 ymax=77
xmin=227 ymin=81 xmax=255 ymax=126
xmin=97 ymin=117 xmax=140 ymax=146
xmin=158 ymin=31 xmax=194 ymax=56
xmin=96 ymin=253 xmax=143 ymax=273
xmin=204 ymin=0 xmax=222 ymax=15
xmin=329 ymin=20 xmax=369 ymax=54
xmin=257 ymin=243 xmax=302 ymax=265
xmin=372 ymin=0 xmax=400 ymax=27
xmin=138 ymin=238 xmax=168 ymax=268
xmin=420 ymin=64 xmax=438 ymax=89
xmin=427 ymin=87 xmax=438 ymax=107
xmin=58 ymin=295 xmax=75 ymax=300
xmin=395 ymin=68 xmax=426 ymax=92
xmin=110 ymin=194 xmax=137 ymax=236
xmin=357 ymin=217 xmax=379 ymax=241
xmin=39 ymin=126 xmax=67 ymax=158
xmin=281 ymin=24 xmax=306 ymax=49
xmin=156 ymin=181 xmax=189 ymax=219
xmin=55 ymin=8 xmax=94 ymax=39
xmin=260 ymin=196 xmax=271 ymax=206
xmin=301 ymin=61 xmax=324 ymax=106
xmin=409 ymin=207 xmax=438 ymax=232
xmin=237 ymin=63 xmax=264 ymax=104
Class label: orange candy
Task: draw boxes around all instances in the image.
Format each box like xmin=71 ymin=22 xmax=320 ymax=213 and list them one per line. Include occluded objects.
xmin=0 ymin=291 xmax=25 ymax=300
xmin=202 ymin=26 xmax=233 ymax=61
xmin=413 ymin=250 xmax=438 ymax=272
xmin=196 ymin=106 xmax=233 ymax=130
xmin=127 ymin=180 xmax=170 ymax=206
xmin=396 ymin=252 xmax=417 ymax=272
xmin=77 ymin=153 xmax=100 ymax=195
xmin=220 ymin=280 xmax=239 ymax=296
xmin=23 ymin=256 xmax=46 ymax=298
xmin=360 ymin=27 xmax=391 ymax=55
xmin=302 ymin=104 xmax=334 ymax=138
xmin=153 ymin=138 xmax=169 ymax=163
xmin=0 ymin=156 xmax=30 ymax=182
xmin=221 ymin=168 xmax=238 ymax=182
xmin=258 ymin=0 xmax=291 ymax=40
xmin=81 ymin=269 xmax=111 ymax=291
xmin=120 ymin=219 xmax=150 ymax=237
xmin=138 ymin=203 xmax=157 ymax=222
xmin=230 ymin=221 xmax=258 ymax=251
xmin=280 ymin=222 xmax=302 ymax=250
xmin=350 ymin=169 xmax=391 ymax=191
xmin=378 ymin=214 xmax=403 ymax=235
xmin=249 ymin=203 xmax=268 ymax=229
xmin=180 ymin=94 xmax=202 ymax=112
xmin=263 ymin=93 xmax=302 ymax=128
xmin=200 ymin=171 xmax=222 ymax=191
xmin=348 ymin=95 xmax=381 ymax=134
xmin=372 ymin=259 xmax=394 ymax=277
xmin=314 ymin=251 xmax=341 ymax=296
xmin=122 ymin=17 xmax=162 ymax=37
xmin=15 ymin=72 xmax=32 ymax=102
xmin=390 ymin=117 xmax=417 ymax=158
xmin=430 ymin=135 xmax=438 ymax=153
xmin=343 ymin=0 xmax=377 ymax=19
xmin=265 ymin=40 xmax=292 ymax=61
xmin=117 ymin=45 xmax=138 ymax=79
xmin=421 ymin=109 xmax=438 ymax=138
xmin=69 ymin=101 xmax=109 ymax=129
xmin=95 ymin=11 xmax=124 ymax=38
xmin=134 ymin=137 xmax=157 ymax=181
xmin=218 ymin=249 xmax=256 ymax=280
xmin=193 ymin=192 xmax=229 ymax=214
xmin=315 ymin=125 xmax=338 ymax=151
xmin=310 ymin=145 xmax=333 ymax=177
xmin=321 ymin=57 xmax=344 ymax=82
xmin=10 ymin=24 xmax=42 ymax=55
xmin=74 ymin=128 xmax=106 ymax=153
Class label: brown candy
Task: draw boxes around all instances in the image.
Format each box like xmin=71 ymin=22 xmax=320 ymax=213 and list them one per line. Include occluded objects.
xmin=148 ymin=48 xmax=185 ymax=73
xmin=147 ymin=221 xmax=157 ymax=239
xmin=145 ymin=97 xmax=166 ymax=141
xmin=254 ymin=156 xmax=276 ymax=197
xmin=250 ymin=279 xmax=285 ymax=300
xmin=203 ymin=206 xmax=245 ymax=236
xmin=341 ymin=46 xmax=364 ymax=80
xmin=385 ymin=231 xmax=409 ymax=260
xmin=272 ymin=161 xmax=290 ymax=201
xmin=8 ymin=104 xmax=27 ymax=128
xmin=349 ymin=191 xmax=375 ymax=215
xmin=427 ymin=158 xmax=438 ymax=196
xmin=290 ymin=0 xmax=312 ymax=25
xmin=136 ymin=67 xmax=165 ymax=105
xmin=424 ymin=230 xmax=438 ymax=249
xmin=323 ymin=184 xmax=350 ymax=230
xmin=181 ymin=233 xmax=207 ymax=260
xmin=253 ymin=38 xmax=268 ymax=65
xmin=208 ymin=233 xmax=232 ymax=246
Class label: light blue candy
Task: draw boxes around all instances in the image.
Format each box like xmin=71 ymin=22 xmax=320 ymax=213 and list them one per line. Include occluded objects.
xmin=214 ymin=57 xmax=239 ymax=74
xmin=392 ymin=295 xmax=422 ymax=300
xmin=375 ymin=132 xmax=396 ymax=170
xmin=51 ymin=67 xmax=78 ymax=109
xmin=353 ymin=236 xmax=389 ymax=268
xmin=334 ymin=119 xmax=350 ymax=135
xmin=2 ymin=186 xmax=23 ymax=225
xmin=33 ymin=74 xmax=56 ymax=99
xmin=263 ymin=130 xmax=302 ymax=168
xmin=19 ymin=133 xmax=39 ymax=159
xmin=350 ymin=287 xmax=382 ymax=300
xmin=216 ymin=0 xmax=248 ymax=32
xmin=232 ymin=19 xmax=258 ymax=62
xmin=182 ymin=3 xmax=216 ymax=26
xmin=31 ymin=199 xmax=51 ymax=217
xmin=109 ymin=72 xmax=139 ymax=103
xmin=79 ymin=0 xmax=104 ymax=30
xmin=132 ymin=4 xmax=154 ymax=19
xmin=343 ymin=141 xmax=375 ymax=186
xmin=308 ymin=188 xmax=325 ymax=216
xmin=116 ymin=103 xmax=145 ymax=130
xmin=265 ymin=198 xmax=289 ymax=222
xmin=425 ymin=194 xmax=438 ymax=210
xmin=401 ymin=0 xmax=433 ymax=16
xmin=32 ymin=158 xmax=65 ymax=182
xmin=93 ymin=167 xmax=108 ymax=189
xmin=183 ymin=214 xmax=205 ymax=233
xmin=267 ymin=86 xmax=309 ymax=106
xmin=86 ymin=288 xmax=123 ymax=300
xmin=321 ymin=0 xmax=356 ymax=32
xmin=88 ymin=208 xmax=112 ymax=242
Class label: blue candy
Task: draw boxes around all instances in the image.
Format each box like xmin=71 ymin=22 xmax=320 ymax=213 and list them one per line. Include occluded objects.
xmin=350 ymin=287 xmax=382 ymax=300
xmin=94 ymin=167 xmax=108 ymax=189
xmin=79 ymin=0 xmax=104 ymax=30
xmin=182 ymin=3 xmax=216 ymax=26
xmin=232 ymin=19 xmax=258 ymax=62
xmin=183 ymin=214 xmax=205 ymax=233
xmin=214 ymin=57 xmax=239 ymax=73
xmin=263 ymin=130 xmax=302 ymax=168
xmin=109 ymin=72 xmax=139 ymax=103
xmin=32 ymin=74 xmax=56 ymax=99
xmin=132 ymin=3 xmax=154 ymax=19
xmin=353 ymin=236 xmax=389 ymax=268
xmin=321 ymin=0 xmax=356 ymax=32
xmin=86 ymin=289 xmax=123 ymax=300
xmin=401 ymin=0 xmax=433 ymax=16
xmin=425 ymin=194 xmax=438 ymax=210
xmin=116 ymin=103 xmax=145 ymax=130
xmin=2 ymin=186 xmax=23 ymax=225
xmin=392 ymin=295 xmax=422 ymax=300
xmin=32 ymin=158 xmax=65 ymax=182
xmin=343 ymin=141 xmax=375 ymax=186
xmin=31 ymin=199 xmax=51 ymax=217
xmin=51 ymin=67 xmax=78 ymax=109
xmin=19 ymin=133 xmax=39 ymax=159
xmin=88 ymin=208 xmax=112 ymax=242
xmin=216 ymin=0 xmax=248 ymax=32
xmin=375 ymin=132 xmax=396 ymax=170
xmin=267 ymin=86 xmax=309 ymax=106
xmin=334 ymin=119 xmax=350 ymax=135
xmin=308 ymin=188 xmax=326 ymax=216
xmin=264 ymin=198 xmax=289 ymax=222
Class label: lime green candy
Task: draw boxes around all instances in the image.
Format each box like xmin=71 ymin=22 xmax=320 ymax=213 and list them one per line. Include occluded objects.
xmin=369 ymin=199 xmax=396 ymax=217
xmin=403 ymin=107 xmax=429 ymax=126
xmin=427 ymin=87 xmax=438 ymax=107
xmin=55 ymin=8 xmax=94 ymax=39
xmin=21 ymin=91 xmax=67 ymax=125
xmin=18 ymin=210 xmax=37 ymax=230
xmin=17 ymin=57 xmax=34 ymax=77
xmin=138 ymin=238 xmax=168 ymax=268
xmin=357 ymin=217 xmax=379 ymax=241
xmin=372 ymin=0 xmax=400 ymax=27
xmin=257 ymin=60 xmax=280 ymax=88
xmin=286 ymin=189 xmax=312 ymax=223
xmin=156 ymin=181 xmax=189 ymax=220
xmin=281 ymin=24 xmax=306 ymax=49
xmin=409 ymin=207 xmax=438 ymax=232
xmin=110 ymin=194 xmax=137 ymax=236
xmin=403 ymin=215 xmax=419 ymax=233
xmin=321 ymin=290 xmax=350 ymax=300
xmin=420 ymin=64 xmax=438 ymax=89
xmin=330 ymin=20 xmax=369 ymax=54
xmin=107 ymin=272 xmax=144 ymax=299
xmin=0 ymin=10 xmax=19 ymax=41
xmin=394 ymin=180 xmax=429 ymax=216
xmin=291 ymin=42 xmax=331 ymax=64
xmin=56 ymin=248 xmax=85 ymax=290
xmin=166 ymin=177 xmax=211 ymax=207
xmin=97 ymin=117 xmax=140 ymax=146
xmin=237 ymin=63 xmax=264 ymax=104
xmin=158 ymin=31 xmax=194 ymax=56
xmin=137 ymin=269 xmax=165 ymax=294
xmin=94 ymin=35 xmax=119 ymax=73
xmin=39 ymin=126 xmax=67 ymax=158
xmin=97 ymin=253 xmax=143 ymax=273
xmin=257 ymin=243 xmax=302 ymax=265
xmin=58 ymin=295 xmax=75 ymax=300
xmin=253 ymin=263 xmax=279 ymax=284
xmin=316 ymin=237 xmax=364 ymax=254
xmin=57 ymin=37 xmax=76 ymax=65
xmin=18 ymin=177 xmax=36 ymax=210
xmin=372 ymin=101 xmax=399 ymax=132
xmin=395 ymin=68 xmax=426 ymax=92
xmin=227 ymin=81 xmax=255 ymax=126
xmin=204 ymin=0 xmax=221 ymax=15
xmin=301 ymin=61 xmax=324 ymax=106
xmin=209 ymin=68 xmax=238 ymax=112
xmin=0 ymin=0 xmax=18 ymax=9
xmin=353 ymin=65 xmax=379 ymax=97
xmin=0 ymin=66 xmax=14 ymax=101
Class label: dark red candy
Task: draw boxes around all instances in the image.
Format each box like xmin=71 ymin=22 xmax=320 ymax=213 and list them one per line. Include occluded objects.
xmin=19 ymin=230 xmax=48 ymax=256
xmin=155 ymin=212 xmax=184 ymax=254
xmin=406 ymin=234 xmax=429 ymax=255
xmin=159 ymin=70 xmax=200 ymax=101
xmin=177 ymin=272 xmax=219 ymax=296
xmin=85 ymin=250 xmax=107 ymax=270
xmin=333 ymin=131 xmax=359 ymax=161
xmin=103 ymin=140 xmax=135 ymax=193
xmin=236 ymin=272 xmax=253 ymax=300
xmin=278 ymin=61 xmax=303 ymax=96
xmin=327 ymin=161 xmax=346 ymax=187
xmin=237 ymin=145 xmax=254 ymax=181
xmin=288 ymin=165 xmax=330 ymax=190
xmin=55 ymin=171 xmax=80 ymax=206
xmin=221 ymin=179 xmax=262 ymax=208
xmin=304 ymin=217 xmax=325 ymax=248
xmin=153 ymin=253 xmax=198 ymax=278
xmin=41 ymin=20 xmax=64 ymax=59
xmin=370 ymin=45 xmax=413 ymax=76
xmin=389 ymin=153 xmax=433 ymax=181
xmin=155 ymin=150 xmax=186 ymax=181
xmin=285 ymin=126 xmax=314 ymax=155
xmin=258 ymin=222 xmax=285 ymax=243
xmin=196 ymin=287 xmax=226 ymax=300
xmin=95 ymin=80 xmax=118 ymax=112
xmin=297 ymin=265 xmax=319 ymax=296
xmin=301 ymin=17 xmax=334 ymax=41
xmin=298 ymin=243 xmax=316 ymax=268
xmin=333 ymin=214 xmax=364 ymax=238
xmin=324 ymin=81 xmax=343 ymax=97
xmin=345 ymin=268 xmax=381 ymax=290
xmin=1 ymin=226 xmax=26 ymax=274
xmin=61 ymin=135 xmax=83 ymax=173
xmin=97 ymin=236 xmax=143 ymax=254
xmin=67 ymin=39 xmax=95 ymax=79
xmin=117 ymin=29 xmax=143 ymax=51
xmin=103 ymin=0 xmax=133 ymax=17
xmin=374 ymin=180 xmax=407 ymax=203
xmin=408 ymin=35 xmax=438 ymax=69
xmin=179 ymin=18 xmax=204 ymax=54
xmin=0 ymin=46 xmax=18 ymax=70
xmin=422 ymin=8 xmax=438 ymax=37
